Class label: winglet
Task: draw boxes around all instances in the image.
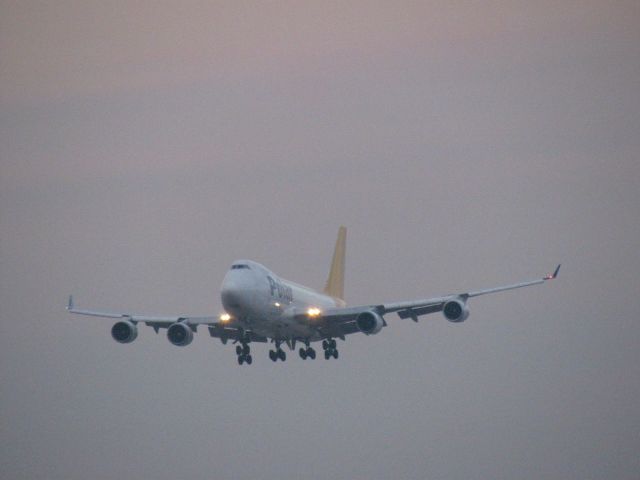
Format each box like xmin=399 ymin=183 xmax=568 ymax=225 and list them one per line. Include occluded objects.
xmin=67 ymin=295 xmax=74 ymax=311
xmin=545 ymin=264 xmax=561 ymax=280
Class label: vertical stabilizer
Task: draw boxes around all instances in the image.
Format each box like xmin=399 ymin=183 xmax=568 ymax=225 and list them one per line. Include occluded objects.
xmin=324 ymin=226 xmax=346 ymax=301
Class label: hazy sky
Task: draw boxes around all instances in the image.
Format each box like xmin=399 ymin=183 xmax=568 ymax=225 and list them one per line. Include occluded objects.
xmin=1 ymin=2 xmax=639 ymax=479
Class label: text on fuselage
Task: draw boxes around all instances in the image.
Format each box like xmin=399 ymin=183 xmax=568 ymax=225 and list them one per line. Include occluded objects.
xmin=267 ymin=276 xmax=293 ymax=303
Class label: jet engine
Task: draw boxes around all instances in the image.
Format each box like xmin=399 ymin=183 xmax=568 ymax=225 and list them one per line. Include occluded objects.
xmin=167 ymin=322 xmax=194 ymax=346
xmin=355 ymin=311 xmax=384 ymax=335
xmin=442 ymin=298 xmax=470 ymax=323
xmin=111 ymin=320 xmax=138 ymax=344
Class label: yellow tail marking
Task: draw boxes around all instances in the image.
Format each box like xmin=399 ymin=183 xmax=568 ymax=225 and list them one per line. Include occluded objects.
xmin=324 ymin=226 xmax=346 ymax=301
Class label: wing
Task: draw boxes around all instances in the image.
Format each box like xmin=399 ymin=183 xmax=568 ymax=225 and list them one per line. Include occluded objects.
xmin=66 ymin=295 xmax=268 ymax=342
xmin=305 ymin=265 xmax=560 ymax=338
xmin=66 ymin=295 xmax=217 ymax=326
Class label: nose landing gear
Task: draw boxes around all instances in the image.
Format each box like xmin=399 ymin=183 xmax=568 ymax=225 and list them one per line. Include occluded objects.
xmin=236 ymin=333 xmax=252 ymax=365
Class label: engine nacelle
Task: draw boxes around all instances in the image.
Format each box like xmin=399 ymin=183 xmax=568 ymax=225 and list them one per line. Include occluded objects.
xmin=355 ymin=311 xmax=384 ymax=335
xmin=443 ymin=298 xmax=470 ymax=323
xmin=167 ymin=322 xmax=194 ymax=347
xmin=111 ymin=320 xmax=138 ymax=343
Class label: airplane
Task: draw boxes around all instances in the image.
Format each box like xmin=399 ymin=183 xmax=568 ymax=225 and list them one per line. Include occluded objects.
xmin=67 ymin=226 xmax=560 ymax=365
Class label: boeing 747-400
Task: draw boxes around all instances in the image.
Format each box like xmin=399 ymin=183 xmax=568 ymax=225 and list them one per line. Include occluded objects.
xmin=68 ymin=227 xmax=560 ymax=364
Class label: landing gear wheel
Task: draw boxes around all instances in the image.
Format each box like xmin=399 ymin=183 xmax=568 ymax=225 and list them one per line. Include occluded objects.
xmin=236 ymin=345 xmax=243 ymax=356
xmin=238 ymin=355 xmax=244 ymax=365
xmin=322 ymin=340 xmax=328 ymax=350
xmin=299 ymin=348 xmax=307 ymax=360
xmin=329 ymin=339 xmax=337 ymax=349
xmin=324 ymin=350 xmax=331 ymax=360
xmin=333 ymin=349 xmax=339 ymax=359
xmin=307 ymin=348 xmax=316 ymax=360
xmin=246 ymin=355 xmax=252 ymax=365
xmin=269 ymin=350 xmax=277 ymax=362
xmin=278 ymin=349 xmax=286 ymax=361
xmin=242 ymin=344 xmax=250 ymax=355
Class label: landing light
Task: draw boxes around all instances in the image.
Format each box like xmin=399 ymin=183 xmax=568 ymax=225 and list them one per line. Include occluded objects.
xmin=219 ymin=313 xmax=231 ymax=322
xmin=274 ymin=302 xmax=281 ymax=307
xmin=307 ymin=307 xmax=321 ymax=317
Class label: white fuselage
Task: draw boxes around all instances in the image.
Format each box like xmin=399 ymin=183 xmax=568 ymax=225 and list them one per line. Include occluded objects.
xmin=220 ymin=260 xmax=342 ymax=342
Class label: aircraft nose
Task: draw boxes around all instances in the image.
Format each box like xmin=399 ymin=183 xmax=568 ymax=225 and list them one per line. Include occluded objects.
xmin=221 ymin=279 xmax=243 ymax=312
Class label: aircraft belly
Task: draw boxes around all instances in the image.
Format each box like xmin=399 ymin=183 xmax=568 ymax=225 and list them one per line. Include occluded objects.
xmin=248 ymin=313 xmax=317 ymax=341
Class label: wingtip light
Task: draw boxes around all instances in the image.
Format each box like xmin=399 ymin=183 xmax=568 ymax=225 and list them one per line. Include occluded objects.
xmin=545 ymin=264 xmax=561 ymax=280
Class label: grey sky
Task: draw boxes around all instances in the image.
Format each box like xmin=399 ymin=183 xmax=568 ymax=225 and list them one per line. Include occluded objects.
xmin=1 ymin=2 xmax=639 ymax=479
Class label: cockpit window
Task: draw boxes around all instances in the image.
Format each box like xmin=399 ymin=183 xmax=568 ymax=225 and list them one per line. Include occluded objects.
xmin=231 ymin=264 xmax=250 ymax=270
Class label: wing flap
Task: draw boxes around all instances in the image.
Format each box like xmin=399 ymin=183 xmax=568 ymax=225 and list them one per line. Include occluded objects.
xmin=397 ymin=304 xmax=443 ymax=320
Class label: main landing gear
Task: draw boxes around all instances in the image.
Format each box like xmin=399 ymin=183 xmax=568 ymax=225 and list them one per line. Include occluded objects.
xmin=298 ymin=341 xmax=316 ymax=360
xmin=236 ymin=334 xmax=252 ymax=365
xmin=234 ymin=338 xmax=337 ymax=364
xmin=269 ymin=340 xmax=286 ymax=362
xmin=322 ymin=338 xmax=339 ymax=360
xmin=269 ymin=348 xmax=286 ymax=362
